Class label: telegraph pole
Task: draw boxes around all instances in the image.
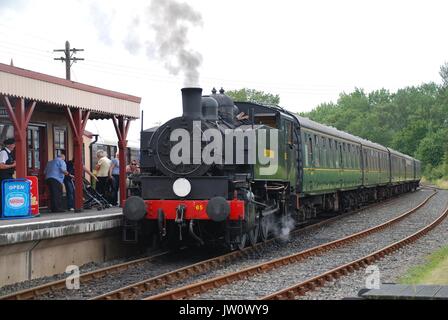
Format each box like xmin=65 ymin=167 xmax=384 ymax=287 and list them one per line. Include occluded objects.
xmin=53 ymin=41 xmax=84 ymax=80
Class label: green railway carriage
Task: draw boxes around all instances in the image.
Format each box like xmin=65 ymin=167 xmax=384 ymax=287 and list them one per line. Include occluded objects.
xmin=389 ymin=149 xmax=407 ymax=183
xmin=295 ymin=115 xmax=363 ymax=195
xmin=359 ymin=140 xmax=390 ymax=187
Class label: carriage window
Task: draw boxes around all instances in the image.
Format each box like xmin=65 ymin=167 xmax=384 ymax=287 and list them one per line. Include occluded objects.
xmin=314 ymin=135 xmax=320 ymax=167
xmin=373 ymin=151 xmax=376 ymax=170
xmin=339 ymin=143 xmax=343 ymax=168
xmin=286 ymin=121 xmax=293 ymax=145
xmin=379 ymin=153 xmax=382 ymax=171
xmin=376 ymin=152 xmax=379 ymax=170
xmin=322 ymin=137 xmax=329 ymax=168
xmin=303 ymin=135 xmax=309 ymax=167
xmin=352 ymin=145 xmax=356 ymax=169
xmin=347 ymin=144 xmax=352 ymax=168
xmin=379 ymin=153 xmax=382 ymax=172
xmin=358 ymin=147 xmax=361 ymax=169
xmin=309 ymin=136 xmax=314 ymax=166
xmin=364 ymin=150 xmax=368 ymax=170
xmin=333 ymin=141 xmax=337 ymax=167
xmin=328 ymin=139 xmax=333 ymax=168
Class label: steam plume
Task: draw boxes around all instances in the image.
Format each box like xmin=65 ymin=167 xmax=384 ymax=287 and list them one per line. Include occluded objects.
xmin=124 ymin=0 xmax=203 ymax=87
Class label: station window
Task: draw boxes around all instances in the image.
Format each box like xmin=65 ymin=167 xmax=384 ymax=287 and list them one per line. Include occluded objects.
xmin=27 ymin=127 xmax=40 ymax=169
xmin=54 ymin=127 xmax=67 ymax=158
xmin=0 ymin=124 xmax=14 ymax=145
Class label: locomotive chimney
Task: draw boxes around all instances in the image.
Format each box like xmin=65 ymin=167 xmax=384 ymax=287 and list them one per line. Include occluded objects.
xmin=181 ymin=87 xmax=203 ymax=119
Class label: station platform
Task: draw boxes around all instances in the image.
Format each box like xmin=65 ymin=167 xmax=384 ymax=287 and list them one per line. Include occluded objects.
xmin=359 ymin=284 xmax=448 ymax=300
xmin=0 ymin=208 xmax=140 ymax=287
xmin=0 ymin=208 xmax=123 ymax=246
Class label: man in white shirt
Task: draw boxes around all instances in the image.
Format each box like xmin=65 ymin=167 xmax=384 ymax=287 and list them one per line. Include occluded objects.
xmin=95 ymin=150 xmax=112 ymax=201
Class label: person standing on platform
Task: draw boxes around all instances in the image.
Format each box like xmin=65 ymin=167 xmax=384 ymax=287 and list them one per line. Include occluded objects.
xmin=0 ymin=138 xmax=16 ymax=214
xmin=109 ymin=152 xmax=120 ymax=206
xmin=44 ymin=153 xmax=69 ymax=213
xmin=126 ymin=160 xmax=140 ymax=175
xmin=95 ymin=150 xmax=112 ymax=200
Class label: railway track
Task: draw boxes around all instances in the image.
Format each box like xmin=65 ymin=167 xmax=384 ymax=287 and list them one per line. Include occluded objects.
xmin=263 ymin=198 xmax=448 ymax=300
xmin=0 ymin=251 xmax=169 ymax=300
xmin=0 ymin=189 xmax=428 ymax=300
xmin=142 ymin=188 xmax=440 ymax=300
xmin=89 ymin=189 xmax=433 ymax=300
xmin=91 ymin=209 xmax=363 ymax=300
xmin=0 ymin=200 xmax=366 ymax=300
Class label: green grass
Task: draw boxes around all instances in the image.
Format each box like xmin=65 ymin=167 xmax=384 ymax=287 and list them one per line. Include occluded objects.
xmin=399 ymin=245 xmax=448 ymax=285
xmin=421 ymin=177 xmax=448 ymax=190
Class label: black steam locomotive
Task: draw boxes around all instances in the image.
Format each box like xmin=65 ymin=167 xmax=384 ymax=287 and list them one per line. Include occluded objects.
xmin=123 ymin=87 xmax=421 ymax=250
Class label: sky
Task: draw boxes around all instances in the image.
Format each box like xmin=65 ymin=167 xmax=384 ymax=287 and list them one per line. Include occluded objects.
xmin=0 ymin=0 xmax=447 ymax=142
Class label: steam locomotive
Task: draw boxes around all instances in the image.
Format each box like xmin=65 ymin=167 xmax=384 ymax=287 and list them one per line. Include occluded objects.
xmin=123 ymin=87 xmax=421 ymax=250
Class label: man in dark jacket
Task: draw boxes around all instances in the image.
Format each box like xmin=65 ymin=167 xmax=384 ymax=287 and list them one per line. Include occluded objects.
xmin=0 ymin=138 xmax=16 ymax=214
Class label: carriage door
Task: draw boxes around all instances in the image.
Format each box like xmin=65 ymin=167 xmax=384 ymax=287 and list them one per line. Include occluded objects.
xmin=27 ymin=125 xmax=47 ymax=204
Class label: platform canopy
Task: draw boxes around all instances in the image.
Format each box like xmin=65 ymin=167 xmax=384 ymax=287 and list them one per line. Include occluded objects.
xmin=0 ymin=62 xmax=142 ymax=211
xmin=0 ymin=63 xmax=141 ymax=119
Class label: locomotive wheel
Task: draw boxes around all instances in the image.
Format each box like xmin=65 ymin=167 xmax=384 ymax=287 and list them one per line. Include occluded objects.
xmin=248 ymin=223 xmax=259 ymax=246
xmin=237 ymin=233 xmax=247 ymax=250
xmin=260 ymin=216 xmax=270 ymax=242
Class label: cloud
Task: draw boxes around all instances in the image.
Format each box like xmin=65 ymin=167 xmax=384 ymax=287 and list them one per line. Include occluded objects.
xmin=88 ymin=2 xmax=115 ymax=46
xmin=0 ymin=0 xmax=27 ymax=14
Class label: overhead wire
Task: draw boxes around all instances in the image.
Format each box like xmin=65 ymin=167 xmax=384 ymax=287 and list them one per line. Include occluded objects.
xmin=0 ymin=35 xmax=345 ymax=95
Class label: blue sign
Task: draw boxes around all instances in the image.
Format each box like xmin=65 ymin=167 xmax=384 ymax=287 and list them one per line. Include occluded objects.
xmin=2 ymin=179 xmax=31 ymax=219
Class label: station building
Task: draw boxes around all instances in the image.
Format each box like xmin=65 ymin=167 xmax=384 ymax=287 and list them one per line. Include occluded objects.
xmin=0 ymin=62 xmax=144 ymax=288
xmin=0 ymin=62 xmax=141 ymax=210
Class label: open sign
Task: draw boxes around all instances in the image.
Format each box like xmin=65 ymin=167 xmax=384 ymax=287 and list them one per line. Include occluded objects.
xmin=2 ymin=179 xmax=31 ymax=218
